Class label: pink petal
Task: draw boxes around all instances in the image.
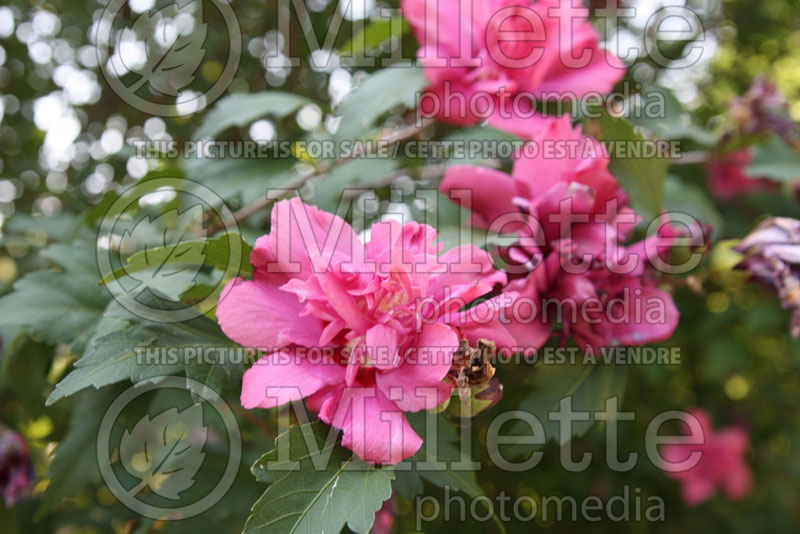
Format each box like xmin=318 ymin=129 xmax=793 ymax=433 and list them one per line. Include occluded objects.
xmin=402 ymin=0 xmax=473 ymax=60
xmin=417 ymin=80 xmax=497 ymax=126
xmin=722 ymin=464 xmax=753 ymax=500
xmin=240 ymin=349 xmax=345 ymax=409
xmin=716 ymin=427 xmax=749 ymax=457
xmin=448 ymin=293 xmax=519 ymax=348
xmin=534 ymin=45 xmax=625 ymax=98
xmin=611 ymin=286 xmax=679 ymax=346
xmin=682 ymin=476 xmax=716 ymax=507
xmin=440 ymin=165 xmax=517 ymax=228
xmin=660 ymin=443 xmax=698 ymax=480
xmin=316 ymin=271 xmax=373 ymax=333
xmin=706 ymin=149 xmax=760 ymax=200
xmin=216 ymin=274 xmax=324 ymax=348
xmin=345 ymin=347 xmax=360 ymax=387
xmin=267 ymin=198 xmax=361 ymax=279
xmin=457 ymin=321 xmax=518 ymax=349
xmin=376 ymin=323 xmax=458 ymax=411
xmin=425 ymin=245 xmax=507 ymax=322
xmin=528 ymin=2 xmax=626 ymax=98
xmin=249 ymin=234 xmax=275 ymax=271
xmin=316 ymin=386 xmax=423 ymax=464
xmin=504 ymin=317 xmax=551 ymax=350
xmin=431 ymin=245 xmax=507 ymax=294
xmin=511 ymin=116 xmax=583 ymax=196
xmin=687 ymin=408 xmax=712 ymax=436
xmin=372 ymin=497 xmax=396 ymax=534
xmin=366 ymin=323 xmax=401 ymax=370
xmin=319 ymin=318 xmax=347 ymax=346
xmin=365 ymin=220 xmax=403 ymax=268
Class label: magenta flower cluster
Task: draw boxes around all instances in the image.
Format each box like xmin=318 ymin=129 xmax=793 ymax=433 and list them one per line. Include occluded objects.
xmin=214 ymin=1 xmax=750 ymax=503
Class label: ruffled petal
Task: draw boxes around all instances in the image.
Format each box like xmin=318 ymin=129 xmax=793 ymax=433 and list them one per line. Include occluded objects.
xmin=216 ymin=274 xmax=324 ymax=348
xmin=268 ymin=198 xmax=361 ymax=279
xmin=366 ymin=323 xmax=401 ymax=370
xmin=611 ymin=287 xmax=679 ymax=346
xmin=240 ymin=350 xmax=345 ymax=409
xmin=316 ymin=386 xmax=423 ymax=464
xmin=376 ymin=323 xmax=458 ymax=411
xmin=440 ymin=165 xmax=517 ymax=228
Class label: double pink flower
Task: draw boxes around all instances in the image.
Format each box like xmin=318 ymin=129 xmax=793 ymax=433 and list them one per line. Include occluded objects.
xmin=217 ymin=199 xmax=513 ymax=464
xmin=440 ymin=116 xmax=680 ymax=350
xmin=403 ymin=0 xmax=625 ymax=128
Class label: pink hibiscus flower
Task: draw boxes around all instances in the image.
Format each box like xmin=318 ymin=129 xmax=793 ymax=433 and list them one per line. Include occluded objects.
xmin=402 ymin=0 xmax=625 ymax=128
xmin=661 ymin=408 xmax=753 ymax=506
xmin=706 ymin=148 xmax=778 ymax=201
xmin=440 ymin=116 xmax=680 ymax=349
xmin=217 ymin=198 xmax=513 ymax=464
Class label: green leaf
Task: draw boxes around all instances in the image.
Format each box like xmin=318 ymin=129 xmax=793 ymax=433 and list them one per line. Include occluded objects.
xmin=430 ymin=190 xmax=506 ymax=252
xmin=101 ymin=231 xmax=253 ymax=285
xmin=664 ymin=175 xmax=723 ymax=239
xmin=339 ymin=16 xmax=407 ymax=56
xmin=120 ymin=404 xmax=207 ymax=500
xmin=196 ymin=92 xmax=311 ymax=139
xmin=595 ymin=113 xmax=669 ymax=221
xmin=510 ymin=360 xmax=628 ymax=448
xmin=108 ymin=205 xmax=208 ymax=293
xmin=746 ymin=137 xmax=800 ymax=182
xmin=394 ymin=413 xmax=483 ymax=500
xmin=37 ymin=387 xmax=122 ymax=517
xmin=183 ymin=156 xmax=299 ymax=205
xmin=1 ymin=212 xmax=79 ymax=243
xmin=0 ymin=332 xmax=52 ymax=418
xmin=394 ymin=413 xmax=506 ymax=534
xmin=0 ymin=242 xmax=110 ymax=352
xmin=311 ymin=158 xmax=400 ymax=212
xmin=40 ymin=242 xmax=100 ymax=274
xmin=245 ymin=422 xmax=393 ymax=534
xmin=334 ymin=65 xmax=428 ymax=142
xmin=629 ymin=85 xmax=717 ymax=146
xmin=0 ymin=325 xmax=27 ymax=375
xmin=443 ymin=126 xmax=519 ymax=166
xmin=435 ymin=226 xmax=491 ymax=253
xmin=47 ymin=292 xmax=241 ymax=404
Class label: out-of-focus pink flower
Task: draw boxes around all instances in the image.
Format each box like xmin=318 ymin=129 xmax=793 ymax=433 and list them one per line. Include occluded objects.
xmin=373 ymin=494 xmax=396 ymax=534
xmin=217 ymin=198 xmax=513 ymax=464
xmin=0 ymin=424 xmax=34 ymax=507
xmin=402 ymin=0 xmax=625 ymax=129
xmin=661 ymin=409 xmax=752 ymax=507
xmin=706 ymin=149 xmax=778 ymax=201
xmin=736 ymin=217 xmax=800 ymax=338
xmin=440 ymin=116 xmax=680 ymax=350
xmin=443 ymin=116 xmax=625 ymax=229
